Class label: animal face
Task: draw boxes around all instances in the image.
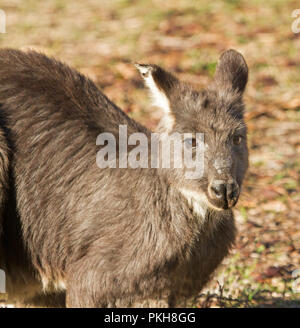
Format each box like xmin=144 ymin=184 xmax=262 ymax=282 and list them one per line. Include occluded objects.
xmin=136 ymin=49 xmax=249 ymax=210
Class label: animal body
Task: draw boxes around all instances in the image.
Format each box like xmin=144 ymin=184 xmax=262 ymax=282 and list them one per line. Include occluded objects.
xmin=0 ymin=48 xmax=248 ymax=307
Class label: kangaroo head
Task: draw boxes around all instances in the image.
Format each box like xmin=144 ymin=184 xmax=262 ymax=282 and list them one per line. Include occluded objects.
xmin=136 ymin=49 xmax=249 ymax=211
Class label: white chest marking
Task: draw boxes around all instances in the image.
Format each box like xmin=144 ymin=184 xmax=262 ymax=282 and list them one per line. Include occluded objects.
xmin=179 ymin=188 xmax=208 ymax=219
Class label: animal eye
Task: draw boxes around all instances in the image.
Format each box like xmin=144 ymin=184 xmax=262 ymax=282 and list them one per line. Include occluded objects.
xmin=184 ymin=138 xmax=197 ymax=148
xmin=233 ymin=135 xmax=242 ymax=145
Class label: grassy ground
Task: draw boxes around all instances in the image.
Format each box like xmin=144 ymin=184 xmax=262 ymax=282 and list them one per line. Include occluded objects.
xmin=0 ymin=0 xmax=299 ymax=307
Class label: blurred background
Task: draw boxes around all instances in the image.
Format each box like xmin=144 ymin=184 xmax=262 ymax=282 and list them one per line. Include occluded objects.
xmin=0 ymin=0 xmax=299 ymax=307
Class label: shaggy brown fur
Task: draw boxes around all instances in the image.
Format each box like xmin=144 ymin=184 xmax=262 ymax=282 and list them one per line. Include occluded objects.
xmin=0 ymin=48 xmax=248 ymax=307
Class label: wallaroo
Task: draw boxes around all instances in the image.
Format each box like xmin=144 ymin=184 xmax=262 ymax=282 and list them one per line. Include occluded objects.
xmin=0 ymin=48 xmax=249 ymax=307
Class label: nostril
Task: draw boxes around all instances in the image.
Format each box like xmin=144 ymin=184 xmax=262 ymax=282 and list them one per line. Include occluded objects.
xmin=227 ymin=183 xmax=239 ymax=201
xmin=228 ymin=191 xmax=235 ymax=200
xmin=210 ymin=183 xmax=226 ymax=199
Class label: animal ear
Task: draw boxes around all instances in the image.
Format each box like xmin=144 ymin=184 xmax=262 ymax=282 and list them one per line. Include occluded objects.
xmin=213 ymin=49 xmax=248 ymax=94
xmin=135 ymin=63 xmax=179 ymax=116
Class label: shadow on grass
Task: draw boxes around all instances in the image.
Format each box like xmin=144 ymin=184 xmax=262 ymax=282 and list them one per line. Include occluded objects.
xmin=194 ymin=290 xmax=300 ymax=308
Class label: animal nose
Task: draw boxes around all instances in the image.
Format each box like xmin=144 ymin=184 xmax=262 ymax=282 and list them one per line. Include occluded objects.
xmin=209 ymin=181 xmax=239 ymax=208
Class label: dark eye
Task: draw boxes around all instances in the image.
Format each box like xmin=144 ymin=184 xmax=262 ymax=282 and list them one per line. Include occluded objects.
xmin=233 ymin=135 xmax=243 ymax=145
xmin=184 ymin=138 xmax=197 ymax=148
